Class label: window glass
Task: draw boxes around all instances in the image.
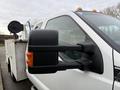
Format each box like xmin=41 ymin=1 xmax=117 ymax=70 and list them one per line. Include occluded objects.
xmin=77 ymin=12 xmax=120 ymax=45
xmin=45 ymin=16 xmax=93 ymax=61
xmin=46 ymin=16 xmax=87 ymax=45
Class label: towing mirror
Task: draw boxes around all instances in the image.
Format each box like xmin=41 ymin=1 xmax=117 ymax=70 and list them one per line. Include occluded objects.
xmin=8 ymin=21 xmax=24 ymax=39
xmin=27 ymin=30 xmax=103 ymax=74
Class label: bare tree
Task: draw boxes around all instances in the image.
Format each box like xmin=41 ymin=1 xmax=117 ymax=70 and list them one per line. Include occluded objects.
xmin=102 ymin=3 xmax=120 ymax=18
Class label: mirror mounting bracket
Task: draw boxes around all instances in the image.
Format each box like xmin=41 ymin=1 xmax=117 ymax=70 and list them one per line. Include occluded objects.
xmin=28 ymin=59 xmax=93 ymax=74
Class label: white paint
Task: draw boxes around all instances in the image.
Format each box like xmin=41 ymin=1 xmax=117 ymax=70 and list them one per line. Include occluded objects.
xmin=26 ymin=70 xmax=50 ymax=90
xmin=114 ymin=50 xmax=120 ymax=67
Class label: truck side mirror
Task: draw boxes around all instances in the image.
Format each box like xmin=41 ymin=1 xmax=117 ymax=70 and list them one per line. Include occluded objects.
xmin=8 ymin=21 xmax=24 ymax=39
xmin=27 ymin=30 xmax=103 ymax=74
xmin=26 ymin=30 xmax=92 ymax=74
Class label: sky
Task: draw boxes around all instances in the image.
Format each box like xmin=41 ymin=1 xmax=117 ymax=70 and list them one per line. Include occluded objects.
xmin=0 ymin=0 xmax=120 ymax=34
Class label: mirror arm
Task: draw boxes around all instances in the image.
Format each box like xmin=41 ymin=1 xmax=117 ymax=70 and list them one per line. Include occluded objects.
xmin=28 ymin=45 xmax=83 ymax=52
xmin=57 ymin=61 xmax=83 ymax=70
xmin=28 ymin=61 xmax=82 ymax=74
xmin=28 ymin=59 xmax=93 ymax=74
xmin=75 ymin=58 xmax=93 ymax=71
xmin=28 ymin=44 xmax=95 ymax=54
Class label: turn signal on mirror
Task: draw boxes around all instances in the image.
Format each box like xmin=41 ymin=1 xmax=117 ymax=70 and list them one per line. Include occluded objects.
xmin=26 ymin=52 xmax=33 ymax=67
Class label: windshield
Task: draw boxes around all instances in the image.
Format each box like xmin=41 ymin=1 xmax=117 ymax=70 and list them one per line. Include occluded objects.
xmin=76 ymin=11 xmax=120 ymax=51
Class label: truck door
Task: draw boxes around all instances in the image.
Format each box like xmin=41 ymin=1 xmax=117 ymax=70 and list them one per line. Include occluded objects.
xmin=34 ymin=15 xmax=114 ymax=90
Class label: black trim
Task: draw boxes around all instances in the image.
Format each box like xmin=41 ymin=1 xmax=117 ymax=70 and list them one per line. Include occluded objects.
xmin=29 ymin=45 xmax=83 ymax=52
xmin=112 ymin=49 xmax=115 ymax=90
xmin=74 ymin=11 xmax=120 ymax=54
xmin=28 ymin=61 xmax=84 ymax=74
xmin=114 ymin=68 xmax=120 ymax=82
xmin=115 ymin=66 xmax=120 ymax=69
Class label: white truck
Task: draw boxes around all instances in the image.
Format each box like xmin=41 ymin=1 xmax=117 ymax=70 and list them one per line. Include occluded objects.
xmin=5 ymin=10 xmax=120 ymax=90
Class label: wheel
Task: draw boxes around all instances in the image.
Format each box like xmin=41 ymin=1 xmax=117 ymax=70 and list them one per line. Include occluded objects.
xmin=7 ymin=61 xmax=11 ymax=73
xmin=7 ymin=60 xmax=17 ymax=82
xmin=10 ymin=72 xmax=17 ymax=82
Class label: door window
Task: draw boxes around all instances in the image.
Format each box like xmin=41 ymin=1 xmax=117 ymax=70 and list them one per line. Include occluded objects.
xmin=45 ymin=15 xmax=92 ymax=60
xmin=46 ymin=16 xmax=88 ymax=45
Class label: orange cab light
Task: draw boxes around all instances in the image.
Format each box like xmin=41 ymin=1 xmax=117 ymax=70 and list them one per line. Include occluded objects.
xmin=26 ymin=52 xmax=33 ymax=67
xmin=92 ymin=9 xmax=97 ymax=12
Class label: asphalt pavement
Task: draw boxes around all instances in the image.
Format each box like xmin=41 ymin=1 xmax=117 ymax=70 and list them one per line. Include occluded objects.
xmin=0 ymin=46 xmax=32 ymax=90
xmin=0 ymin=64 xmax=3 ymax=90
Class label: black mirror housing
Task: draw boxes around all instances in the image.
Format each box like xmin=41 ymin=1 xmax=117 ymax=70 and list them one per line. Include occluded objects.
xmin=27 ymin=30 xmax=103 ymax=74
xmin=27 ymin=30 xmax=85 ymax=74
xmin=28 ymin=30 xmax=59 ymax=66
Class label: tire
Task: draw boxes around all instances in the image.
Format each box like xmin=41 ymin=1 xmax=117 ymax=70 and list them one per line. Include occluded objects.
xmin=10 ymin=72 xmax=17 ymax=82
xmin=7 ymin=60 xmax=17 ymax=82
xmin=7 ymin=60 xmax=11 ymax=73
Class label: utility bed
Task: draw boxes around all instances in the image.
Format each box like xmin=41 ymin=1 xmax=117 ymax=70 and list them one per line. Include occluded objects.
xmin=5 ymin=39 xmax=27 ymax=81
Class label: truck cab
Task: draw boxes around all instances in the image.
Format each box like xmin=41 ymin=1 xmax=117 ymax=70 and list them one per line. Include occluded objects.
xmin=26 ymin=11 xmax=120 ymax=90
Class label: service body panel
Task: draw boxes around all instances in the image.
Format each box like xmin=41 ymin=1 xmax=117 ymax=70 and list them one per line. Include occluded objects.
xmin=5 ymin=39 xmax=27 ymax=81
